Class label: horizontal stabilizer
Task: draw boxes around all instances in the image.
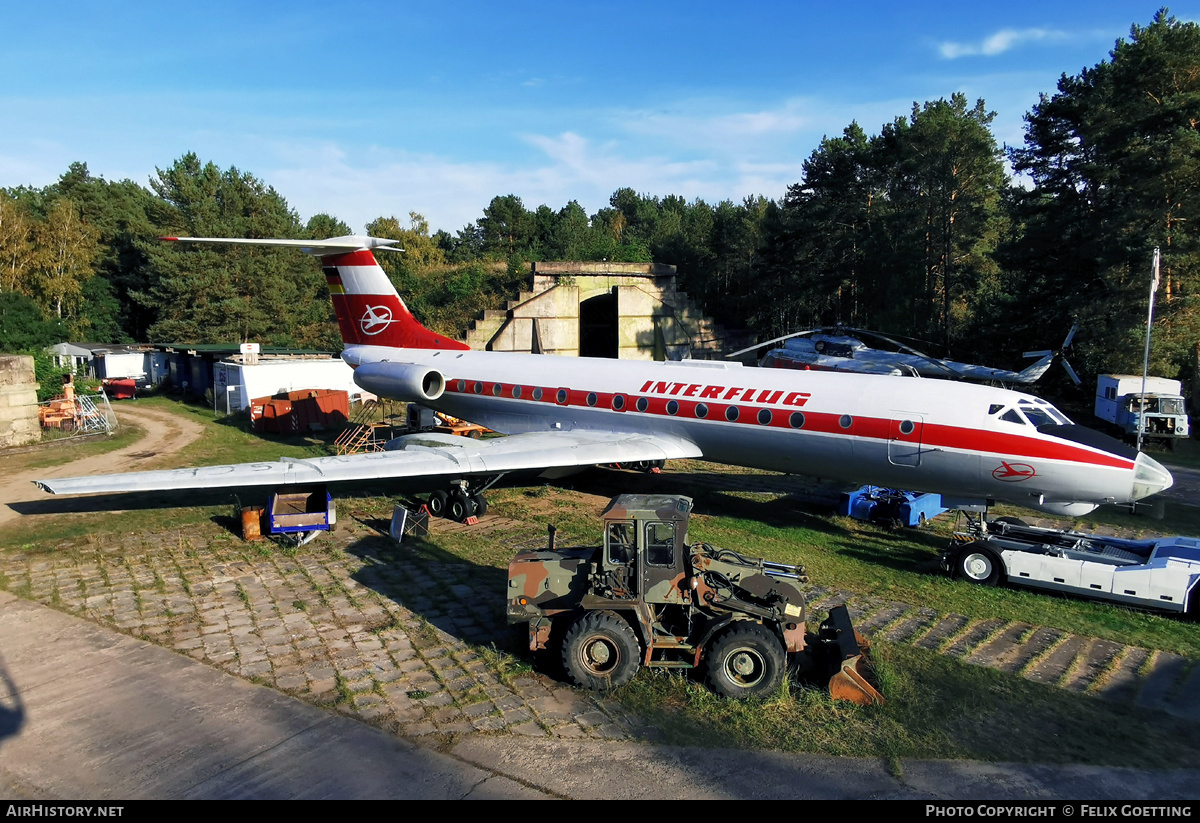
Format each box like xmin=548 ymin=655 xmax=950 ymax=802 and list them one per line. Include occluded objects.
xmin=160 ymin=235 xmax=404 ymax=255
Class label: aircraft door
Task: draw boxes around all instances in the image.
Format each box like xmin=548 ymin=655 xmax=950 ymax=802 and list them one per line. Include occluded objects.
xmin=888 ymin=414 xmax=925 ymax=467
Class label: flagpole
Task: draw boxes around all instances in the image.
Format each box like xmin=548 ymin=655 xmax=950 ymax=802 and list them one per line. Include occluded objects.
xmin=1138 ymin=247 xmax=1160 ymax=453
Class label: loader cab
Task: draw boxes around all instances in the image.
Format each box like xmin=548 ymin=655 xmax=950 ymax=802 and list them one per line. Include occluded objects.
xmin=601 ymin=494 xmax=692 ymax=604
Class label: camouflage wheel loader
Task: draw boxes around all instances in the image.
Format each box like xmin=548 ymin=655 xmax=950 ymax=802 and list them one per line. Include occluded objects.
xmin=506 ymin=494 xmax=882 ymax=703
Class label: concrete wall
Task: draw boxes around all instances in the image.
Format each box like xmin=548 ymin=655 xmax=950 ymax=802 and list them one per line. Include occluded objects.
xmin=475 ymin=263 xmax=699 ymax=360
xmin=0 ymin=355 xmax=40 ymax=448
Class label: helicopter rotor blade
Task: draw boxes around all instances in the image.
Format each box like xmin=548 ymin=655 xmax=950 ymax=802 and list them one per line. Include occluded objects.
xmin=1062 ymin=322 xmax=1078 ymax=349
xmin=725 ymin=328 xmax=821 ymax=359
xmin=1061 ymin=358 xmax=1082 ymax=386
xmin=846 ymin=328 xmax=963 ymax=379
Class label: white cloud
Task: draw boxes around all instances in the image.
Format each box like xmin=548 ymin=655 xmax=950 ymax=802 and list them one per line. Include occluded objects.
xmin=615 ymin=99 xmax=814 ymax=156
xmin=261 ymin=130 xmax=811 ymax=236
xmin=938 ymin=28 xmax=1068 ymax=59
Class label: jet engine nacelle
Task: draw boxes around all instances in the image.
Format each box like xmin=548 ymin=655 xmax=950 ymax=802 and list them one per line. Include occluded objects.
xmin=352 ymin=361 xmax=446 ymax=403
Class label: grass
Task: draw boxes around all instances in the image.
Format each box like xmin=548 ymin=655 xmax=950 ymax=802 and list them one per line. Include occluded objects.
xmin=401 ymin=481 xmax=1200 ymax=765
xmin=7 ymin=397 xmax=1200 ymax=766
xmin=614 ymin=641 xmax=1200 ymax=768
xmin=657 ymin=493 xmax=1200 ymax=659
xmin=1 ymin=423 xmax=144 ymax=474
xmin=1156 ymin=437 xmax=1200 ymax=472
xmin=0 ymin=395 xmax=337 ymax=552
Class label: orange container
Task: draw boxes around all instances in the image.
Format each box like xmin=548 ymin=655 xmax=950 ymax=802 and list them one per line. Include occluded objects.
xmin=241 ymin=506 xmax=265 ymax=541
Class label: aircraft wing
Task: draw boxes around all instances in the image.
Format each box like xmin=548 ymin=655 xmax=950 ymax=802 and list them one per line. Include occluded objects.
xmin=34 ymin=430 xmax=703 ymax=496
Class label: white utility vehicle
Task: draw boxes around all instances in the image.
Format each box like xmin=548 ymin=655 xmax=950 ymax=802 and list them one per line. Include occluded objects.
xmin=942 ymin=520 xmax=1200 ymax=615
xmin=1095 ymin=374 xmax=1189 ymax=445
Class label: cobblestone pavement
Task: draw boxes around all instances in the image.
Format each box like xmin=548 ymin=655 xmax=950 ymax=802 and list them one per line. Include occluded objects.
xmin=1 ymin=499 xmax=1198 ymax=744
xmin=0 ymin=516 xmax=648 ymax=742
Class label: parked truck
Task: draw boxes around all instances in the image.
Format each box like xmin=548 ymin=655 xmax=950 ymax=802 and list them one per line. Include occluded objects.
xmin=507 ymin=494 xmax=882 ymax=703
xmin=1095 ymin=374 xmax=1189 ymax=445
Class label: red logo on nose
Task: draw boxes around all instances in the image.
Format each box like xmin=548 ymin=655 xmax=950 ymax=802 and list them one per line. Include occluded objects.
xmin=993 ymin=461 xmax=1036 ymax=482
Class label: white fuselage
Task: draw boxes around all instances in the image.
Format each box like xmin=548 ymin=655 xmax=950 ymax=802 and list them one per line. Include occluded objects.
xmin=343 ymin=344 xmax=1168 ymax=516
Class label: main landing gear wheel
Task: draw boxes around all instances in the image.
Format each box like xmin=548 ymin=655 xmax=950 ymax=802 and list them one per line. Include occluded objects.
xmin=425 ymin=477 xmax=499 ymax=522
xmin=624 ymin=459 xmax=665 ymax=473
xmin=957 ymin=547 xmax=1001 ymax=586
xmin=705 ymin=623 xmax=786 ymax=699
xmin=427 ymin=490 xmax=448 ymax=518
xmin=562 ymin=611 xmax=641 ymax=690
xmin=448 ymin=489 xmax=476 ymax=522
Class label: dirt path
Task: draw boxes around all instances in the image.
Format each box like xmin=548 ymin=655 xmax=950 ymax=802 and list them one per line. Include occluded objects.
xmin=0 ymin=403 xmax=205 ymax=526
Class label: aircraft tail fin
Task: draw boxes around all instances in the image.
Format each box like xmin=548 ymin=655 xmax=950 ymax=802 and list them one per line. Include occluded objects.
xmin=162 ymin=235 xmax=470 ymax=351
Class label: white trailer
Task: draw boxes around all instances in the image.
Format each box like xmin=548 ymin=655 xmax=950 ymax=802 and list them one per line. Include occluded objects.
xmin=212 ymin=358 xmax=365 ymax=414
xmin=943 ymin=520 xmax=1200 ymax=614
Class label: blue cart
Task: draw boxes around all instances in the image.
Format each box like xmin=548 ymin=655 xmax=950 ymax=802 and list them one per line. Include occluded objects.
xmin=268 ymin=485 xmax=335 ymax=544
xmin=838 ymin=486 xmax=947 ymax=529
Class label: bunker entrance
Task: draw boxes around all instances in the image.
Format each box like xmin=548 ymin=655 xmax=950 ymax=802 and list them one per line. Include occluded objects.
xmin=579 ymin=292 xmax=619 ymax=359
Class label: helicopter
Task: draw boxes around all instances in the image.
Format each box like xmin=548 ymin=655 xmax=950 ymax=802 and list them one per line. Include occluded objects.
xmin=729 ymin=324 xmax=1081 ymax=387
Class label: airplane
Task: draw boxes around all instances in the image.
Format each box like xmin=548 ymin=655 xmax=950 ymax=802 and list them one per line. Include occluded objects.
xmin=732 ymin=325 xmax=1081 ymax=386
xmin=34 ymin=235 xmax=1172 ymax=521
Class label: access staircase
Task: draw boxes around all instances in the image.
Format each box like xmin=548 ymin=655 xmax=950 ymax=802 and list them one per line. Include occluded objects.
xmin=333 ymin=399 xmax=405 ymax=455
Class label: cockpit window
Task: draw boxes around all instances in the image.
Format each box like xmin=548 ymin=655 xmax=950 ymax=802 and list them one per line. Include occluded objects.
xmin=1000 ymin=409 xmax=1025 ymax=425
xmin=997 ymin=400 xmax=1073 ymax=427
xmin=1019 ymin=404 xmax=1067 ymax=428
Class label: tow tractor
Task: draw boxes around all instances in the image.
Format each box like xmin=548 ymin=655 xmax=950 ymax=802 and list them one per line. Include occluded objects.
xmin=942 ymin=518 xmax=1200 ymax=615
xmin=507 ymin=494 xmax=883 ymax=703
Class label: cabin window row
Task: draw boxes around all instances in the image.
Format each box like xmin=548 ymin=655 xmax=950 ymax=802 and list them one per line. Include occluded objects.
xmin=453 ymin=379 xmax=822 ymax=430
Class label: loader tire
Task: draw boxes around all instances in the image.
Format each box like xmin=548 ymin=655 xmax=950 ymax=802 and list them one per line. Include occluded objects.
xmin=706 ymin=622 xmax=786 ymax=699
xmin=562 ymin=611 xmax=641 ymax=691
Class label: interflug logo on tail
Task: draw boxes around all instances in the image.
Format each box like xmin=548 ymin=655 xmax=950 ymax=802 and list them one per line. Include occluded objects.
xmin=360 ymin=305 xmax=397 ymax=336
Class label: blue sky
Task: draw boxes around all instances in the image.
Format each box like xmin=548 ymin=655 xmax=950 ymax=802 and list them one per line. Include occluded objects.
xmin=1 ymin=2 xmax=1192 ymax=234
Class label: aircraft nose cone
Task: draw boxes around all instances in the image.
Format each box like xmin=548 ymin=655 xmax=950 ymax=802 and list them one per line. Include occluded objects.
xmin=1132 ymin=452 xmax=1173 ymax=501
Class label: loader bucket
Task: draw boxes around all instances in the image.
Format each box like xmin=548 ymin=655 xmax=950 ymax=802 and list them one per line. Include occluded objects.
xmin=817 ymin=605 xmax=885 ymax=706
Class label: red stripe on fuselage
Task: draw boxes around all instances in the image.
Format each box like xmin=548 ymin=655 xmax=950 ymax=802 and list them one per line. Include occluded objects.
xmin=442 ymin=378 xmax=1134 ymax=470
